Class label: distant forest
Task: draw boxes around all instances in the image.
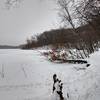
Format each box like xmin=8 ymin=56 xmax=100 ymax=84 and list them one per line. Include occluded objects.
xmin=0 ymin=45 xmax=19 ymax=49
xmin=22 ymin=24 xmax=100 ymax=50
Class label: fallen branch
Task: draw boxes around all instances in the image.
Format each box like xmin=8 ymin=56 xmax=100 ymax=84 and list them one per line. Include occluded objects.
xmin=54 ymin=59 xmax=88 ymax=64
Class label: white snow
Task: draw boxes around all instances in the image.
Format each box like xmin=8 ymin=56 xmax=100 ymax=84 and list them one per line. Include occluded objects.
xmin=0 ymin=49 xmax=100 ymax=100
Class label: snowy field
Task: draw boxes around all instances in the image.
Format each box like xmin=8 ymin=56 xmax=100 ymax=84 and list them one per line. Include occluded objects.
xmin=0 ymin=49 xmax=100 ymax=100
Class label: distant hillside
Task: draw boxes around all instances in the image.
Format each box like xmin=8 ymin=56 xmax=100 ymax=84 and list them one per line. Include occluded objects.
xmin=22 ymin=23 xmax=100 ymax=50
xmin=0 ymin=45 xmax=19 ymax=49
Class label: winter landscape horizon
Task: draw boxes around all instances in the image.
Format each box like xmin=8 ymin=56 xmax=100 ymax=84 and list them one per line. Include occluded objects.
xmin=0 ymin=0 xmax=100 ymax=100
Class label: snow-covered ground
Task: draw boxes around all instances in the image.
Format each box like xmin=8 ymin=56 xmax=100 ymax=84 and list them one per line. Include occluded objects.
xmin=0 ymin=49 xmax=100 ymax=100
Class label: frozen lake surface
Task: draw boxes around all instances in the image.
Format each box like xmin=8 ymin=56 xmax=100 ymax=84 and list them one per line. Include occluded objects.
xmin=0 ymin=49 xmax=100 ymax=100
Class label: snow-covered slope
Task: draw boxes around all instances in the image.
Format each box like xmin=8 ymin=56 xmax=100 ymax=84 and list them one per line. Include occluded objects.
xmin=0 ymin=49 xmax=99 ymax=100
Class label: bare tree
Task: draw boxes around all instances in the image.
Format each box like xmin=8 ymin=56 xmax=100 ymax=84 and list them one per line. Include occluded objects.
xmin=75 ymin=0 xmax=100 ymax=53
xmin=57 ymin=0 xmax=76 ymax=31
xmin=75 ymin=0 xmax=100 ymax=27
xmin=57 ymin=0 xmax=89 ymax=58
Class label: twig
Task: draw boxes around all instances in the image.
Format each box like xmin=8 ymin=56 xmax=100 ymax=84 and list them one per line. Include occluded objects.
xmin=21 ymin=66 xmax=27 ymax=78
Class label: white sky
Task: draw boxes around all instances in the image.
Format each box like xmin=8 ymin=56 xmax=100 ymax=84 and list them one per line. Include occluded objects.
xmin=0 ymin=0 xmax=59 ymax=45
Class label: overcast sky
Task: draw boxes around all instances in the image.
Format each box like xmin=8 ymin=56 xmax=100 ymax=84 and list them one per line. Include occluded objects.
xmin=0 ymin=0 xmax=59 ymax=45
